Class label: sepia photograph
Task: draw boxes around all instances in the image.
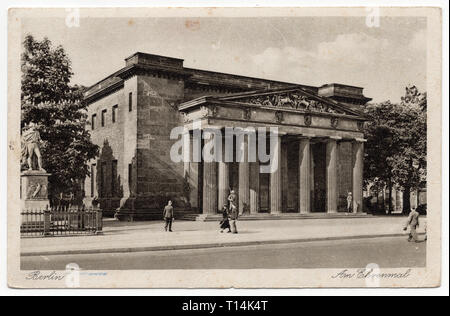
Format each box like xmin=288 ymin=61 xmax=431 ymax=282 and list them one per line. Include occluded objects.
xmin=6 ymin=6 xmax=444 ymax=289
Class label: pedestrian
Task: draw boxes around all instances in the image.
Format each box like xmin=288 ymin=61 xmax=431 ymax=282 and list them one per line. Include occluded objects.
xmin=347 ymin=192 xmax=353 ymax=213
xmin=219 ymin=204 xmax=231 ymax=233
xmin=163 ymin=200 xmax=174 ymax=232
xmin=229 ymin=203 xmax=239 ymax=234
xmin=403 ymin=207 xmax=420 ymax=242
xmin=228 ymin=189 xmax=237 ymax=211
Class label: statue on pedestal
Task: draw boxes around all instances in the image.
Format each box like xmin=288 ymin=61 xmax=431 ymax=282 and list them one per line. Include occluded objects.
xmin=21 ymin=122 xmax=45 ymax=172
xmin=20 ymin=122 xmax=50 ymax=210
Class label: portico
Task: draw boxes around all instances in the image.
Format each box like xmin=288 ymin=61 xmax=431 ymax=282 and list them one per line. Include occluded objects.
xmin=84 ymin=52 xmax=372 ymax=221
xmin=179 ymin=86 xmax=367 ymax=217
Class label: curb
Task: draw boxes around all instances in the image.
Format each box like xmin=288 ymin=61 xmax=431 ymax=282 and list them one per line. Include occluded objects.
xmin=20 ymin=233 xmax=425 ymax=257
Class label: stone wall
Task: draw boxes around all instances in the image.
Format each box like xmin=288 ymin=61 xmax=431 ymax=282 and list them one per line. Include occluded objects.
xmin=130 ymin=73 xmax=188 ymax=217
xmin=83 ymin=87 xmax=126 ymax=215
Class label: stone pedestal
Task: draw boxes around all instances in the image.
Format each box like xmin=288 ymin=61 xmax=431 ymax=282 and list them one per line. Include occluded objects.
xmin=21 ymin=170 xmax=51 ymax=210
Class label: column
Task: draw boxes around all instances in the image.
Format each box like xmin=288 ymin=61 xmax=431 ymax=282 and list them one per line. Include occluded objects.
xmin=310 ymin=148 xmax=315 ymax=212
xmin=238 ymin=135 xmax=250 ymax=214
xmin=183 ymin=130 xmax=190 ymax=178
xmin=281 ymin=142 xmax=289 ymax=211
xmin=249 ymin=160 xmax=260 ymax=214
xmin=326 ymin=137 xmax=340 ymax=213
xmin=298 ymin=137 xmax=311 ymax=214
xmin=270 ymin=132 xmax=282 ymax=214
xmin=217 ymin=135 xmax=229 ymax=210
xmin=352 ymin=139 xmax=364 ymax=213
xmin=203 ymin=161 xmax=217 ymax=215
xmin=188 ymin=130 xmax=200 ymax=209
xmin=202 ymin=129 xmax=218 ymax=215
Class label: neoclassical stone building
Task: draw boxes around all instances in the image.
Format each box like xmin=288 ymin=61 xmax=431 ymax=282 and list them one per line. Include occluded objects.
xmin=83 ymin=52 xmax=371 ymax=220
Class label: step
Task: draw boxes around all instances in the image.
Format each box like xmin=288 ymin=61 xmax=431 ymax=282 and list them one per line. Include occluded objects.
xmin=180 ymin=212 xmax=370 ymax=222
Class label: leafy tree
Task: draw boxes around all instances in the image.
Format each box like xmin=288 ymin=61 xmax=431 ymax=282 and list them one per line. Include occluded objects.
xmin=363 ymin=101 xmax=399 ymax=213
xmin=363 ymin=86 xmax=427 ymax=213
xmin=21 ymin=35 xmax=99 ymax=200
xmin=391 ymin=86 xmax=427 ymax=211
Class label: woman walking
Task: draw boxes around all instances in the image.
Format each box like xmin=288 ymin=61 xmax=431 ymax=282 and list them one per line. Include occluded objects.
xmin=219 ymin=204 xmax=232 ymax=233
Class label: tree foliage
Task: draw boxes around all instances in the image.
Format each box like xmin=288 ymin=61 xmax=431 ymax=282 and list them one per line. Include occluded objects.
xmin=363 ymin=85 xmax=427 ymax=207
xmin=363 ymin=100 xmax=398 ymax=191
xmin=390 ymin=86 xmax=427 ymax=191
xmin=21 ymin=35 xmax=99 ymax=198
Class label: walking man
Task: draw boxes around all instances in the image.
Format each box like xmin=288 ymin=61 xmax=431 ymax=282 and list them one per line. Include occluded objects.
xmin=163 ymin=200 xmax=174 ymax=232
xmin=403 ymin=207 xmax=420 ymax=242
xmin=228 ymin=190 xmax=237 ymax=211
xmin=229 ymin=204 xmax=239 ymax=234
xmin=346 ymin=192 xmax=353 ymax=213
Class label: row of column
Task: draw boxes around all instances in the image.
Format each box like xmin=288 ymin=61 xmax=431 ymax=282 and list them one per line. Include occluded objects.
xmin=201 ymin=133 xmax=365 ymax=215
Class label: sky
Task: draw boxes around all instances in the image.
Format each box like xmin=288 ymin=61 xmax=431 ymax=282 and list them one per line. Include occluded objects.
xmin=21 ymin=16 xmax=427 ymax=103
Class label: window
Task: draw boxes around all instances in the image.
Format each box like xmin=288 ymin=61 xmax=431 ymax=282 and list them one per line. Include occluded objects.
xmin=90 ymin=164 xmax=96 ymax=197
xmin=112 ymin=105 xmax=118 ymax=123
xmin=101 ymin=109 xmax=107 ymax=127
xmin=128 ymin=92 xmax=133 ymax=112
xmin=91 ymin=114 xmax=97 ymax=130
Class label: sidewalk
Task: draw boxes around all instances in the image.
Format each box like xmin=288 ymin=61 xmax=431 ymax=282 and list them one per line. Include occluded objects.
xmin=21 ymin=216 xmax=426 ymax=256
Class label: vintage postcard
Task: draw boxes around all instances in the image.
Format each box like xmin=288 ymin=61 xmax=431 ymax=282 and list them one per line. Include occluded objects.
xmin=7 ymin=7 xmax=442 ymax=288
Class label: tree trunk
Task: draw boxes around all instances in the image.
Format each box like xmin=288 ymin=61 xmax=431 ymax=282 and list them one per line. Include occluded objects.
xmin=403 ymin=186 xmax=411 ymax=214
xmin=388 ymin=179 xmax=393 ymax=215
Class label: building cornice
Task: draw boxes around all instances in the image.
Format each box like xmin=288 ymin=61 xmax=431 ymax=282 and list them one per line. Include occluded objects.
xmin=84 ymin=79 xmax=124 ymax=105
xmin=115 ymin=63 xmax=192 ymax=80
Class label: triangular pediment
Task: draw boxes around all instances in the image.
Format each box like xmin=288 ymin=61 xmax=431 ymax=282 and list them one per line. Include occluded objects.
xmin=217 ymin=87 xmax=364 ymax=117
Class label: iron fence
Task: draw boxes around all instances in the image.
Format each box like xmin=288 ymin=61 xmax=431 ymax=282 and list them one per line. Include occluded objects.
xmin=21 ymin=206 xmax=102 ymax=238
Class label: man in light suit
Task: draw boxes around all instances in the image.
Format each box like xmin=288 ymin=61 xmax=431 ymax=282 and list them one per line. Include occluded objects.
xmin=163 ymin=200 xmax=174 ymax=232
xmin=228 ymin=190 xmax=237 ymax=211
xmin=229 ymin=204 xmax=239 ymax=234
xmin=346 ymin=192 xmax=353 ymax=213
xmin=403 ymin=207 xmax=420 ymax=242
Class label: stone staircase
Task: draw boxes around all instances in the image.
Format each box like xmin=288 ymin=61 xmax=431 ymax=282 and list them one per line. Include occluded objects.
xmin=114 ymin=208 xmax=201 ymax=221
xmin=179 ymin=212 xmax=370 ymax=222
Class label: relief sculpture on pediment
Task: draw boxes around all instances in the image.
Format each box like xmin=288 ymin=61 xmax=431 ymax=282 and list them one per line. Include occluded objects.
xmin=240 ymin=92 xmax=342 ymax=114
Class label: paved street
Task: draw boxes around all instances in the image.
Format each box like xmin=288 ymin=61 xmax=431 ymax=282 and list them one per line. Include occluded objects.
xmin=21 ymin=236 xmax=426 ymax=270
xmin=21 ymin=217 xmax=426 ymax=256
